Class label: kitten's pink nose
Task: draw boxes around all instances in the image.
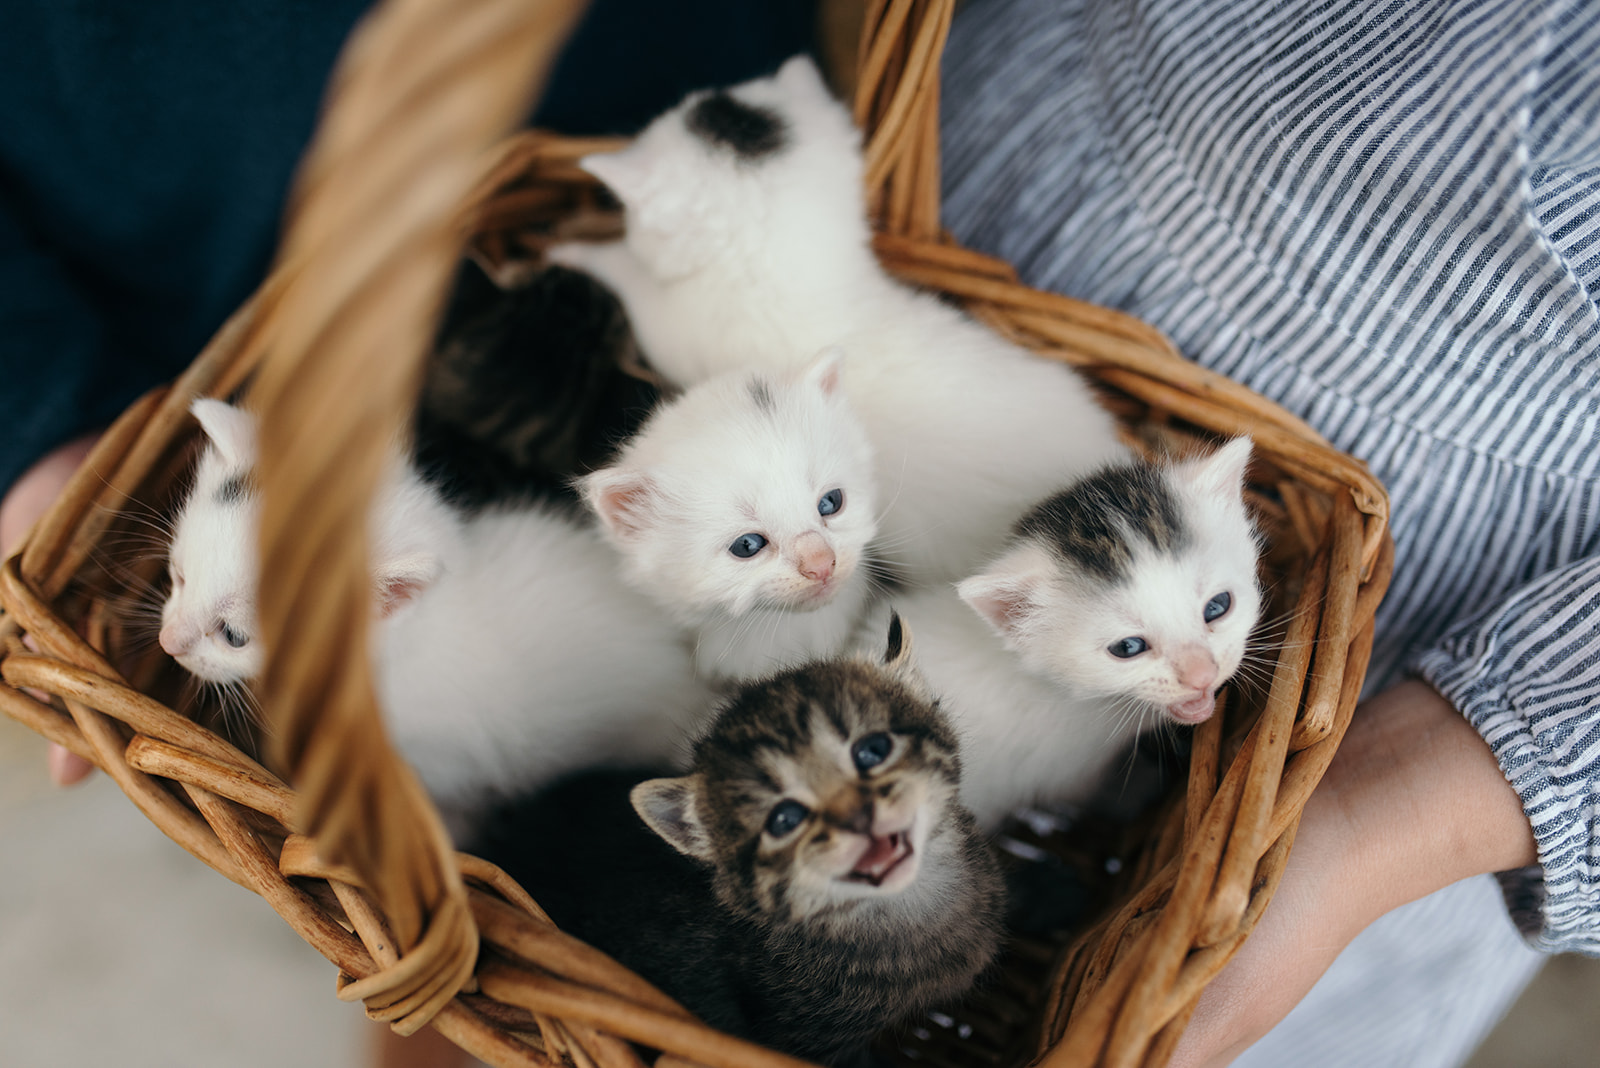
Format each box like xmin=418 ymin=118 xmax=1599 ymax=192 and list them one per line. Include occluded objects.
xmin=159 ymin=620 xmax=199 ymax=657
xmin=1173 ymin=647 xmax=1218 ymax=694
xmin=793 ymin=532 xmax=835 ymax=583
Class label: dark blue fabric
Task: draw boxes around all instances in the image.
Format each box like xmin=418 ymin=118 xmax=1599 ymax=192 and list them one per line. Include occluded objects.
xmin=0 ymin=0 xmax=816 ymax=494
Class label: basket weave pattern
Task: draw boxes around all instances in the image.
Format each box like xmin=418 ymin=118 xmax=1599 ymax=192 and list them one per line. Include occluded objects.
xmin=0 ymin=1 xmax=1391 ymax=1066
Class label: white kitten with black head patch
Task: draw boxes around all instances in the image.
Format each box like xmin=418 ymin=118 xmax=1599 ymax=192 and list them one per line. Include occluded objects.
xmin=161 ymin=399 xmax=452 ymax=686
xmin=872 ymin=439 xmax=1261 ymax=831
xmin=551 ymin=56 xmax=1127 ymax=583
xmin=161 ymin=399 xmax=266 ymax=685
xmin=162 ymin=399 xmax=713 ymax=835
xmin=580 ymin=351 xmax=879 ymax=683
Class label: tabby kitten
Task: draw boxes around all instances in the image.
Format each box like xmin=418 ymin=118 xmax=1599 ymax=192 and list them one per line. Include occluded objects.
xmin=472 ymin=616 xmax=1005 ymax=1067
xmin=415 ymin=259 xmax=659 ymax=509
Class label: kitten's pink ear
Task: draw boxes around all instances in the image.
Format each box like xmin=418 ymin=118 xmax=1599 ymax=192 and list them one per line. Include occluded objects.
xmin=958 ymin=552 xmax=1051 ymax=645
xmin=632 ymin=776 xmax=713 ymax=860
xmin=1181 ymin=437 xmax=1254 ymax=498
xmin=579 ymin=468 xmax=658 ymax=543
xmin=800 ymin=347 xmax=845 ymax=397
xmin=581 ymin=149 xmax=648 ymax=207
xmin=190 ymin=398 xmax=256 ymax=469
xmin=374 ymin=552 xmax=442 ymax=619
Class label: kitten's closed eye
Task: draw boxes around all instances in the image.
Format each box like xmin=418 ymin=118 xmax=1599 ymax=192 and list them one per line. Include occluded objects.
xmin=1108 ymin=636 xmax=1148 ymax=659
xmin=729 ymin=532 xmax=767 ymax=558
xmin=818 ymin=488 xmax=843 ymax=516
xmin=1204 ymin=591 xmax=1231 ymax=622
xmin=851 ymin=731 xmax=892 ymax=771
xmin=765 ymin=799 xmax=809 ymax=837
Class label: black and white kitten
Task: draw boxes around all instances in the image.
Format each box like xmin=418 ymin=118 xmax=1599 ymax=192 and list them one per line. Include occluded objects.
xmin=471 ymin=615 xmax=1005 ymax=1067
xmin=551 ymin=56 xmax=1127 ymax=584
xmin=870 ymin=439 xmax=1263 ymax=831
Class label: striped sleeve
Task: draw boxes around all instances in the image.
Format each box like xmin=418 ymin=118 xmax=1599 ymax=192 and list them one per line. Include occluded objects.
xmin=1414 ymin=555 xmax=1600 ymax=955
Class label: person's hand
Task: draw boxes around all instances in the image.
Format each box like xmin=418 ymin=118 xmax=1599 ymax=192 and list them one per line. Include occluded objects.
xmin=1168 ymin=679 xmax=1538 ymax=1067
xmin=0 ymin=432 xmax=103 ymax=785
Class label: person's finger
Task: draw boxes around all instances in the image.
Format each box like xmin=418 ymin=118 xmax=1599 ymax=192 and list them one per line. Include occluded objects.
xmin=2 ymin=432 xmax=104 ymax=789
xmin=0 ymin=432 xmax=101 ymax=557
xmin=48 ymin=743 xmax=96 ymax=786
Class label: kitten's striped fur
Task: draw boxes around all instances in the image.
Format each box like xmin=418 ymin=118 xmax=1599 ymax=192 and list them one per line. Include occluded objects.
xmin=473 ymin=617 xmax=1004 ymax=1066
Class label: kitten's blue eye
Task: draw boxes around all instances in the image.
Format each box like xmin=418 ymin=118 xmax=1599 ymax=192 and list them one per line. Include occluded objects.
xmin=765 ymin=799 xmax=809 ymax=837
xmin=729 ymin=533 xmax=768 ymax=558
xmin=220 ymin=623 xmax=249 ymax=649
xmin=852 ymin=732 xmax=893 ymax=772
xmin=1204 ymin=592 xmax=1232 ymax=623
xmin=1108 ymin=636 xmax=1148 ymax=659
xmin=818 ymin=489 xmax=844 ymax=517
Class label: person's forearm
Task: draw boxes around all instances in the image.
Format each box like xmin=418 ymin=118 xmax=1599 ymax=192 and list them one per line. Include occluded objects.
xmin=1325 ymin=679 xmax=1536 ymax=913
xmin=1170 ymin=679 xmax=1536 ymax=1068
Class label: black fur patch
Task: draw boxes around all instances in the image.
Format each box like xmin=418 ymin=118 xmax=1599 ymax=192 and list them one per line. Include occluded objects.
xmin=687 ymin=92 xmax=787 ymax=160
xmin=216 ymin=472 xmax=251 ymax=505
xmin=1017 ymin=463 xmax=1189 ymax=583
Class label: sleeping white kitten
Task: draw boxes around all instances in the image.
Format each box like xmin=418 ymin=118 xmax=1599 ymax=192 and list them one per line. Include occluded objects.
xmin=161 ymin=399 xmax=713 ymax=833
xmin=549 ymin=55 xmax=1127 ymax=584
xmin=870 ymin=439 xmax=1261 ymax=832
xmin=579 ymin=351 xmax=879 ymax=684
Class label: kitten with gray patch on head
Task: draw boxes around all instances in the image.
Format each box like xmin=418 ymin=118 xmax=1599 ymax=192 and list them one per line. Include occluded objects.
xmin=550 ymin=55 xmax=1128 ymax=585
xmin=579 ymin=349 xmax=880 ymax=683
xmin=470 ymin=614 xmax=1005 ymax=1068
xmin=161 ymin=399 xmax=713 ymax=835
xmin=868 ymin=439 xmax=1262 ymax=832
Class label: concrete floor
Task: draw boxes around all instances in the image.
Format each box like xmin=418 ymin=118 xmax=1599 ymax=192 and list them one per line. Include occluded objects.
xmin=0 ymin=714 xmax=365 ymax=1068
xmin=3 ymin=711 xmax=1598 ymax=1067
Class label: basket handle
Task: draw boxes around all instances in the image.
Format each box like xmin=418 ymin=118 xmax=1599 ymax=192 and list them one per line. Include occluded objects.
xmin=244 ymin=0 xmax=588 ymax=1033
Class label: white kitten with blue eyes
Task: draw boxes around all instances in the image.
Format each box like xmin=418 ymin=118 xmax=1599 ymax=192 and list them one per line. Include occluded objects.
xmin=579 ymin=350 xmax=880 ymax=684
xmin=869 ymin=439 xmax=1262 ymax=832
xmin=161 ymin=399 xmax=713 ymax=834
xmin=161 ymin=399 xmax=450 ymax=684
xmin=550 ymin=56 xmax=1127 ymax=585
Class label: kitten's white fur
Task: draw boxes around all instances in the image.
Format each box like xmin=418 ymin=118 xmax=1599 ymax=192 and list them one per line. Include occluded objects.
xmin=580 ymin=352 xmax=879 ymax=683
xmin=873 ymin=440 xmax=1262 ymax=832
xmin=550 ymin=56 xmax=1127 ymax=583
xmin=162 ymin=399 xmax=712 ymax=831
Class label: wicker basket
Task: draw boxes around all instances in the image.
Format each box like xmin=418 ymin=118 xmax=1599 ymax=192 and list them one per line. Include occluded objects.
xmin=0 ymin=1 xmax=1392 ymax=1065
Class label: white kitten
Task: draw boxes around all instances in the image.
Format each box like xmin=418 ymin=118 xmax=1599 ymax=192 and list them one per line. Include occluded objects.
xmin=550 ymin=55 xmax=1128 ymax=583
xmin=579 ymin=351 xmax=879 ymax=683
xmin=873 ymin=439 xmax=1261 ymax=832
xmin=161 ymin=399 xmax=713 ymax=831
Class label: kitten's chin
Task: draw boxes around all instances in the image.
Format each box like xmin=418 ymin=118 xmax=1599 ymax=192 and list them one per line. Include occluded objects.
xmin=177 ymin=653 xmax=254 ymax=687
xmin=1165 ymin=693 xmax=1218 ymax=724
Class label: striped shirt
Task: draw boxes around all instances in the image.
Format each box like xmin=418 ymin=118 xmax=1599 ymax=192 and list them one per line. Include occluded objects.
xmin=941 ymin=0 xmax=1600 ymax=1063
